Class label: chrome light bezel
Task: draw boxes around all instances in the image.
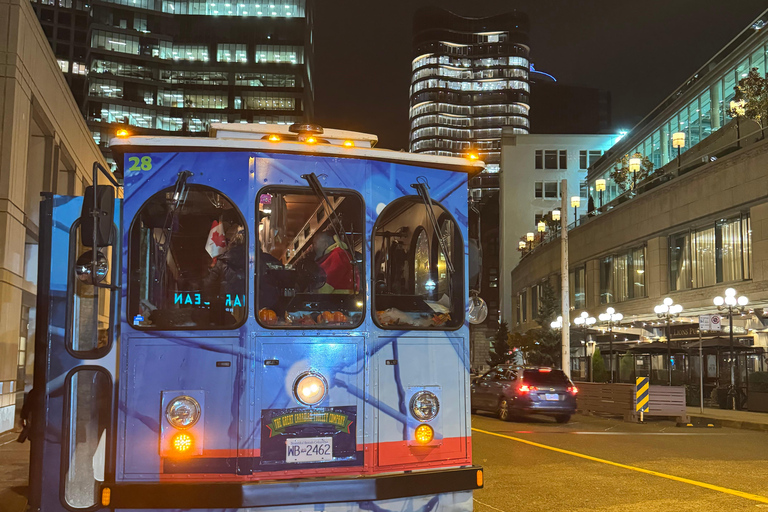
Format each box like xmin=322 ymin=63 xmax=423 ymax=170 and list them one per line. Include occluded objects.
xmin=165 ymin=395 xmax=202 ymax=429
xmin=293 ymin=371 xmax=328 ymax=406
xmin=410 ymin=390 xmax=440 ymax=421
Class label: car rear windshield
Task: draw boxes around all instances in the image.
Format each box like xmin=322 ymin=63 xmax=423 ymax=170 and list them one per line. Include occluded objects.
xmin=522 ymin=369 xmax=570 ymax=386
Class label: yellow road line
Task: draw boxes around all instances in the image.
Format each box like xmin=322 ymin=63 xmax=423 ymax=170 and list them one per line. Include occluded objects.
xmin=472 ymin=427 xmax=768 ymax=504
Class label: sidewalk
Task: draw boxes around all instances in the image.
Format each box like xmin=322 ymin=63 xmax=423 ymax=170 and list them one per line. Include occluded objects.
xmin=0 ymin=430 xmax=29 ymax=512
xmin=687 ymin=406 xmax=768 ymax=432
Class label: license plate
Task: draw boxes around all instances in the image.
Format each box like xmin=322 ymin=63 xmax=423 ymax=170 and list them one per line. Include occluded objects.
xmin=286 ymin=437 xmax=333 ymax=463
xmin=545 ymin=393 xmax=559 ymax=401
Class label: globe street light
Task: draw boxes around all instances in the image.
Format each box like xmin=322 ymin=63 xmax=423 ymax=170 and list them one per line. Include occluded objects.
xmin=598 ymin=307 xmax=623 ymax=383
xmin=595 ymin=179 xmax=606 ymax=211
xmin=714 ymin=287 xmax=749 ymax=410
xmin=654 ymin=297 xmax=683 ymax=386
xmin=574 ymin=312 xmax=596 ymax=382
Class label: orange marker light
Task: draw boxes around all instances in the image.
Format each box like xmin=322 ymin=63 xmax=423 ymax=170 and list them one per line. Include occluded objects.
xmin=467 ymin=152 xmax=479 ymax=160
xmin=342 ymin=140 xmax=355 ymax=147
xmin=306 ymin=136 xmax=317 ymax=144
xmin=414 ymin=424 xmax=434 ymax=444
xmin=116 ymin=129 xmax=130 ymax=138
xmin=101 ymin=488 xmax=111 ymax=506
xmin=268 ymin=134 xmax=281 ymax=142
xmin=476 ymin=469 xmax=483 ymax=487
xmin=172 ymin=432 xmax=193 ymax=453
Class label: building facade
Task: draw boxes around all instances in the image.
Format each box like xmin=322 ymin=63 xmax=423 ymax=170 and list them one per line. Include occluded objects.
xmin=31 ymin=0 xmax=314 ymax=168
xmin=409 ymin=7 xmax=531 ymax=174
xmin=498 ymin=132 xmax=619 ymax=329
xmin=508 ymin=8 xmax=768 ymax=384
xmin=0 ymin=0 xmax=108 ymax=433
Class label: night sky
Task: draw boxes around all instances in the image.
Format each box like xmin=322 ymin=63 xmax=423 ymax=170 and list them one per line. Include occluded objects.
xmin=313 ymin=0 xmax=767 ymax=150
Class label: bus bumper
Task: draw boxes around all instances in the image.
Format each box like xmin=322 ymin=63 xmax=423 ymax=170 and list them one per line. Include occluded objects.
xmin=103 ymin=466 xmax=483 ymax=508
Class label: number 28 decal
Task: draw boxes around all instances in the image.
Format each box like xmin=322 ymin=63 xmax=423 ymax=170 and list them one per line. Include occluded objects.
xmin=127 ymin=156 xmax=153 ymax=171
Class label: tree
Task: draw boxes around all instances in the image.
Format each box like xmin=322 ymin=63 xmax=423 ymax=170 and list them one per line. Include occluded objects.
xmin=609 ymin=152 xmax=654 ymax=192
xmin=729 ymin=67 xmax=768 ymax=138
xmin=517 ymin=282 xmax=562 ymax=368
xmin=592 ymin=347 xmax=608 ymax=383
xmin=487 ymin=320 xmax=510 ymax=367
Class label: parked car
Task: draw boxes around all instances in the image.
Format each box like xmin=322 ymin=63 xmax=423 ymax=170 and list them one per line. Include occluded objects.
xmin=471 ymin=366 xmax=577 ymax=423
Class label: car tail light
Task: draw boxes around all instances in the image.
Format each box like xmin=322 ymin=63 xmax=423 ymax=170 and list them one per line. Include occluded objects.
xmin=518 ymin=384 xmax=538 ymax=393
xmin=568 ymin=386 xmax=578 ymax=394
xmin=538 ymin=368 xmax=552 ymax=373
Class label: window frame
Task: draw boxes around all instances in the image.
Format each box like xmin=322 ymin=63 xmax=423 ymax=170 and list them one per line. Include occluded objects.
xmin=127 ymin=184 xmax=248 ymax=331
xmin=371 ymin=195 xmax=465 ymax=331
xmin=255 ymin=184 xmax=366 ymax=330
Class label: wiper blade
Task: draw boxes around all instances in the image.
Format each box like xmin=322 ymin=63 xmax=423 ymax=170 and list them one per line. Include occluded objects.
xmin=158 ymin=170 xmax=193 ymax=280
xmin=411 ymin=181 xmax=455 ymax=274
xmin=301 ymin=172 xmax=359 ymax=291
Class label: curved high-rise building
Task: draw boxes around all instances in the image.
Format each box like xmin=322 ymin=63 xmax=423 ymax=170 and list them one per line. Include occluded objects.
xmin=409 ymin=7 xmax=530 ymax=174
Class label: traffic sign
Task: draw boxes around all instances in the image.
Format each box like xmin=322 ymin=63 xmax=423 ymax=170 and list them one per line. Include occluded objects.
xmin=636 ymin=377 xmax=649 ymax=413
xmin=699 ymin=314 xmax=722 ymax=332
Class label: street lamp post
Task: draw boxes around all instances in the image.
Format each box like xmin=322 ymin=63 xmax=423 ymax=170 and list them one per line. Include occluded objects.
xmin=518 ymin=240 xmax=526 ymax=253
xmin=628 ymin=154 xmax=641 ymax=195
xmin=672 ymin=132 xmax=686 ymax=172
xmin=654 ymin=297 xmax=683 ymax=386
xmin=574 ymin=312 xmax=596 ymax=382
xmin=586 ymin=338 xmax=596 ymax=382
xmin=570 ymin=196 xmax=580 ymax=226
xmin=595 ymin=179 xmax=606 ymax=212
xmin=537 ymin=220 xmax=546 ymax=242
xmin=526 ymin=232 xmax=534 ymax=251
xmin=714 ymin=288 xmax=749 ymax=410
xmin=598 ymin=307 xmax=623 ymax=383
xmin=730 ymin=100 xmax=746 ymax=149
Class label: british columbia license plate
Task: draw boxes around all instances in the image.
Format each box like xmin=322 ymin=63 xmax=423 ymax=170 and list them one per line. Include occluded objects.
xmin=286 ymin=437 xmax=333 ymax=463
xmin=544 ymin=393 xmax=559 ymax=401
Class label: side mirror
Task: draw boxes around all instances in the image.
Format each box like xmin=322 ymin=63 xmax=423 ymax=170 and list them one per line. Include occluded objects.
xmin=81 ymin=186 xmax=115 ymax=247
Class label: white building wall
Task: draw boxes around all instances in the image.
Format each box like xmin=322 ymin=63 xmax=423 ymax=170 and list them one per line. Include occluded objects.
xmin=499 ymin=131 xmax=619 ymax=327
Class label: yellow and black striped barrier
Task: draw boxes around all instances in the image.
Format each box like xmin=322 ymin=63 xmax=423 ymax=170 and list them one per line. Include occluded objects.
xmin=636 ymin=377 xmax=649 ymax=420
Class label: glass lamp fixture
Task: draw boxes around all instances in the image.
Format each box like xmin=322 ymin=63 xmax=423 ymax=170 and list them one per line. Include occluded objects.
xmin=526 ymin=232 xmax=534 ymax=242
xmin=537 ymin=221 xmax=546 ymax=233
xmin=552 ymin=209 xmax=561 ymax=221
xmin=570 ymin=196 xmax=580 ymax=208
xmin=519 ymin=241 xmax=526 ymax=250
xmin=595 ymin=179 xmax=606 ymax=192
xmin=672 ymin=132 xmax=686 ymax=149
xmin=628 ymin=156 xmax=641 ymax=173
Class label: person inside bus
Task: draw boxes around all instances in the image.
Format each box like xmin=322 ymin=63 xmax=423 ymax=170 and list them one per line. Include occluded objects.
xmin=203 ymin=223 xmax=246 ymax=322
xmin=312 ymin=230 xmax=355 ymax=294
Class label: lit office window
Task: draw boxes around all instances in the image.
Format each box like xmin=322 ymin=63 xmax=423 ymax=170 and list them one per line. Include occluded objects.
xmin=600 ymin=246 xmax=646 ymax=304
xmin=91 ymin=30 xmax=139 ymax=55
xmin=217 ymin=44 xmax=247 ymax=63
xmin=89 ymin=78 xmax=123 ymax=99
xmin=161 ymin=0 xmax=304 ymax=17
xmin=254 ymin=45 xmax=303 ymax=64
xmin=236 ymin=92 xmax=295 ymax=110
xmin=72 ymin=62 xmax=88 ymax=75
xmin=57 ymin=59 xmax=69 ymax=73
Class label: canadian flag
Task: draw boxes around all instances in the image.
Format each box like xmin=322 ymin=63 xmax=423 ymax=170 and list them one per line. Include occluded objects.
xmin=205 ymin=220 xmax=227 ymax=259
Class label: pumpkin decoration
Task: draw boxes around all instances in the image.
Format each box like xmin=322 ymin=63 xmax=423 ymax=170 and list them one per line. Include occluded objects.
xmin=319 ymin=311 xmax=335 ymax=324
xmin=259 ymin=308 xmax=278 ymax=325
xmin=332 ymin=311 xmax=347 ymax=324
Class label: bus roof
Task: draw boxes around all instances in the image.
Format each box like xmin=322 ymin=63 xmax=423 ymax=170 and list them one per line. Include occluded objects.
xmin=109 ymin=123 xmax=485 ymax=178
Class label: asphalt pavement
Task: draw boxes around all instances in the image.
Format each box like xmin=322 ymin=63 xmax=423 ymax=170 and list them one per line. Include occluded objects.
xmin=472 ymin=411 xmax=768 ymax=512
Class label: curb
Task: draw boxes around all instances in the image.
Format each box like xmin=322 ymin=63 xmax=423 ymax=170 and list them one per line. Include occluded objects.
xmin=688 ymin=415 xmax=768 ymax=432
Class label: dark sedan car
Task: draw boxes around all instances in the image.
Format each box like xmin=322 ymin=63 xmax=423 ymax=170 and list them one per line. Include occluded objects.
xmin=471 ymin=366 xmax=577 ymax=423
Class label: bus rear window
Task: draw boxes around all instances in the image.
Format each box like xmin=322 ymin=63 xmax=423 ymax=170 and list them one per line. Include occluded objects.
xmin=256 ymin=187 xmax=364 ymax=328
xmin=373 ymin=196 xmax=463 ymax=329
xmin=129 ymin=186 xmax=247 ymax=329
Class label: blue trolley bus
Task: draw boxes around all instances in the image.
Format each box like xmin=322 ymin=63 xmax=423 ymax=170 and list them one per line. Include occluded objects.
xmin=29 ymin=123 xmax=484 ymax=512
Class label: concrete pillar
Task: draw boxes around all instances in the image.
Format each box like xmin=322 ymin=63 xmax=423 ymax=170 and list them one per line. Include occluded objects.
xmin=750 ymin=202 xmax=768 ymax=283
xmin=710 ymin=82 xmax=722 ymax=131
xmin=646 ymin=236 xmax=668 ymax=300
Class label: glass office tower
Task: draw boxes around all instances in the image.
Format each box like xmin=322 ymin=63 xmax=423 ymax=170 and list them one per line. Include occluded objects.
xmin=31 ymin=0 xmax=314 ymax=168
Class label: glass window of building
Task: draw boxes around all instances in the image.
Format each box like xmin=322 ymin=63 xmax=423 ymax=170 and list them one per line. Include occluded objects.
xmin=88 ymin=78 xmax=122 ymax=99
xmin=129 ymin=186 xmax=247 ymax=329
xmin=254 ymin=45 xmax=304 ymax=64
xmin=544 ymin=182 xmax=557 ymax=198
xmin=217 ymin=44 xmax=247 ymax=63
xmin=669 ymin=214 xmax=751 ymax=291
xmin=600 ymin=246 xmax=646 ymax=304
xmin=534 ymin=182 xmax=543 ymax=198
xmin=236 ymin=92 xmax=295 ymax=110
xmin=559 ymin=150 xmax=567 ymax=169
xmin=374 ymin=196 xmax=463 ymax=329
xmin=569 ymin=266 xmax=586 ymax=310
xmin=256 ymin=187 xmax=363 ymax=328
xmin=91 ymin=30 xmax=139 ymax=55
xmin=544 ymin=150 xmax=558 ymax=169
xmin=535 ymin=150 xmax=543 ymax=169
xmin=520 ymin=289 xmax=527 ymax=322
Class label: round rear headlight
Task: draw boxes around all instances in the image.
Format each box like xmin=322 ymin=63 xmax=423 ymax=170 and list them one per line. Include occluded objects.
xmin=410 ymin=391 xmax=439 ymax=421
xmin=165 ymin=396 xmax=201 ymax=429
xmin=293 ymin=372 xmax=327 ymax=406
